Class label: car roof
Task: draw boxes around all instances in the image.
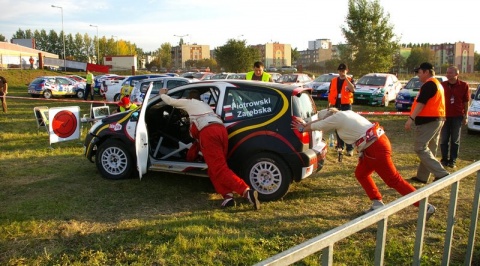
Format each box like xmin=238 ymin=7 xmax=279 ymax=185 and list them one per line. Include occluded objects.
xmin=168 ymin=80 xmax=309 ymax=93
xmin=139 ymin=77 xmax=192 ymax=83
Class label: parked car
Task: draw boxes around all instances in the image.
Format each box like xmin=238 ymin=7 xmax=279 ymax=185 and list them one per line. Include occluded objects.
xmin=228 ymin=73 xmax=246 ymax=80
xmin=83 ymin=80 xmax=327 ymax=201
xmin=119 ymin=74 xmax=169 ymax=100
xmin=353 ymin=73 xmax=402 ymax=106
xmin=267 ymin=72 xmax=282 ymax=82
xmin=28 ymin=76 xmax=85 ymax=99
xmin=276 ymin=73 xmax=313 ymax=87
xmin=104 ymin=76 xmax=131 ymax=102
xmin=129 ymin=77 xmax=194 ymax=104
xmin=395 ymin=75 xmax=448 ymax=111
xmin=279 ymin=66 xmax=297 ymax=73
xmin=266 ymin=66 xmax=278 ymax=72
xmin=467 ymin=85 xmax=480 ymax=134
xmin=306 ymin=73 xmax=339 ymax=100
xmin=209 ymin=72 xmax=238 ymax=80
xmin=100 ymin=76 xmax=126 ymax=99
xmin=94 ymin=74 xmax=119 ymax=95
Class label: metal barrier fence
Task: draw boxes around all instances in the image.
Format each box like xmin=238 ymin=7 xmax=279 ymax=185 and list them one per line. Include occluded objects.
xmin=254 ymin=161 xmax=480 ymax=266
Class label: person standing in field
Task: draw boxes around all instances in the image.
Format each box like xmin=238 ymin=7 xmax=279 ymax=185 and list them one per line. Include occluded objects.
xmin=0 ymin=76 xmax=8 ymax=113
xmin=83 ymin=70 xmax=95 ymax=101
xmin=439 ymin=66 xmax=470 ymax=169
xmin=246 ymin=61 xmax=273 ymax=82
xmin=327 ymin=63 xmax=355 ymax=157
xmin=405 ymin=62 xmax=449 ymax=184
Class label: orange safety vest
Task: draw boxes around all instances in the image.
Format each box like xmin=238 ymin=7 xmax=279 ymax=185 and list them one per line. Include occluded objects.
xmin=328 ymin=77 xmax=354 ymax=105
xmin=411 ymin=77 xmax=445 ymax=117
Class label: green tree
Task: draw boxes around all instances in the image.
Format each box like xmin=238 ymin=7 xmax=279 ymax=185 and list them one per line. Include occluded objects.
xmin=214 ymin=39 xmax=260 ymax=72
xmin=0 ymin=34 xmax=5 ymax=42
xmin=158 ymin=43 xmax=172 ymax=69
xmin=405 ymin=46 xmax=433 ymax=73
xmin=341 ymin=0 xmax=400 ymax=76
xmin=474 ymin=52 xmax=480 ymax=72
xmin=291 ymin=47 xmax=300 ymax=64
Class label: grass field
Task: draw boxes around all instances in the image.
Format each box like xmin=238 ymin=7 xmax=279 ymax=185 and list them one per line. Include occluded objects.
xmin=1 ymin=70 xmax=479 ymax=265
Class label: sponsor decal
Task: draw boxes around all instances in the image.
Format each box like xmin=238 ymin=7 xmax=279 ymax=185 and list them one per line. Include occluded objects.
xmin=109 ymin=122 xmax=123 ymax=131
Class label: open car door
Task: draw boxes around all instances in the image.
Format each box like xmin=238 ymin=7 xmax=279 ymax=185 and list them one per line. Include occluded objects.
xmin=135 ymin=82 xmax=153 ymax=179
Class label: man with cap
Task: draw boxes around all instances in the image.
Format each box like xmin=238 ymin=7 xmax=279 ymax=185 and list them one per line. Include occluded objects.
xmin=328 ymin=63 xmax=356 ymax=157
xmin=116 ymin=96 xmax=138 ymax=113
xmin=405 ymin=62 xmax=449 ymax=184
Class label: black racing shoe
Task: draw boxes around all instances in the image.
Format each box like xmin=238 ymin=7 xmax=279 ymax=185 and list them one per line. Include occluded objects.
xmin=246 ymin=189 xmax=260 ymax=210
xmin=221 ymin=197 xmax=236 ymax=208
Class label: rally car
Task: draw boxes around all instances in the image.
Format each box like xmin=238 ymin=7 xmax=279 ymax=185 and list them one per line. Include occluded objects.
xmin=83 ymin=80 xmax=327 ymax=201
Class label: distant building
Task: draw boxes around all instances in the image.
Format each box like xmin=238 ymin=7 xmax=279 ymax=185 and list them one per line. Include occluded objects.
xmin=103 ymin=55 xmax=137 ymax=71
xmin=252 ymin=42 xmax=291 ymax=69
xmin=11 ymin=38 xmax=36 ymax=49
xmin=0 ymin=41 xmax=57 ymax=69
xmin=431 ymin=42 xmax=475 ymax=73
xmin=297 ymin=39 xmax=333 ymax=68
xmin=171 ymin=44 xmax=210 ymax=69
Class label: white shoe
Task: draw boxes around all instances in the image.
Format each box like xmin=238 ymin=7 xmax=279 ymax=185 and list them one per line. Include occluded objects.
xmin=426 ymin=204 xmax=436 ymax=221
xmin=364 ymin=200 xmax=385 ymax=213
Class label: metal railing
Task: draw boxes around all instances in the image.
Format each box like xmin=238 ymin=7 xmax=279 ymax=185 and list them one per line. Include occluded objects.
xmin=254 ymin=161 xmax=480 ymax=266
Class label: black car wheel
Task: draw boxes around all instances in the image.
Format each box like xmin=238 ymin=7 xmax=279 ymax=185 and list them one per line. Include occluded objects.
xmin=96 ymin=139 xmax=134 ymax=180
xmin=76 ymin=89 xmax=85 ymax=99
xmin=43 ymin=90 xmax=52 ymax=99
xmin=242 ymin=153 xmax=291 ymax=201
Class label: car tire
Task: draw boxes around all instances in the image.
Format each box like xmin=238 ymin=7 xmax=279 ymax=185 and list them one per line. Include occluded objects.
xmin=114 ymin=93 xmax=121 ymax=102
xmin=76 ymin=89 xmax=85 ymax=99
xmin=242 ymin=152 xmax=291 ymax=202
xmin=43 ymin=90 xmax=52 ymax=99
xmin=96 ymin=139 xmax=135 ymax=180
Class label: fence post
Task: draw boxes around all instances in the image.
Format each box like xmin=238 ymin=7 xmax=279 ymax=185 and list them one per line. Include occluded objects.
xmin=464 ymin=171 xmax=480 ymax=265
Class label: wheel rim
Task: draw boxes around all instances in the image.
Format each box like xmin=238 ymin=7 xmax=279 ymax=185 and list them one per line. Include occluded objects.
xmin=249 ymin=161 xmax=282 ymax=195
xmin=77 ymin=91 xmax=84 ymax=98
xmin=44 ymin=90 xmax=52 ymax=99
xmin=101 ymin=146 xmax=129 ymax=175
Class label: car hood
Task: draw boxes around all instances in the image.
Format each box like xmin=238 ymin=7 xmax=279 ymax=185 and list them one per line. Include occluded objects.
xmin=470 ymin=100 xmax=480 ymax=112
xmin=307 ymin=82 xmax=330 ymax=90
xmin=355 ymin=85 xmax=383 ymax=93
xmin=397 ymin=89 xmax=418 ymax=97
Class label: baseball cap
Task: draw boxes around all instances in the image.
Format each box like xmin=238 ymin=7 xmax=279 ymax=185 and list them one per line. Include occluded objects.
xmin=414 ymin=62 xmax=434 ymax=72
xmin=337 ymin=63 xmax=347 ymax=70
xmin=119 ymin=97 xmax=131 ymax=107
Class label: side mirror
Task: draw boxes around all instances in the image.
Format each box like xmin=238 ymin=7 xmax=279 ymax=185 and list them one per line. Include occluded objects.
xmin=472 ymin=93 xmax=475 ymax=100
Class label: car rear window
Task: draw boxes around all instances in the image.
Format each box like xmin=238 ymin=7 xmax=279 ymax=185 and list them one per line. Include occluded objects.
xmin=292 ymin=92 xmax=317 ymax=120
xmin=222 ymin=87 xmax=280 ymax=122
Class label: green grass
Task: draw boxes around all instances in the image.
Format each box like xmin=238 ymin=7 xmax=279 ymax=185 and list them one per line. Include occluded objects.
xmin=1 ymin=70 xmax=480 ymax=265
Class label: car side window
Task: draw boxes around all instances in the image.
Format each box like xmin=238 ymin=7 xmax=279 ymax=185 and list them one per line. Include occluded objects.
xmin=222 ymin=87 xmax=279 ymax=122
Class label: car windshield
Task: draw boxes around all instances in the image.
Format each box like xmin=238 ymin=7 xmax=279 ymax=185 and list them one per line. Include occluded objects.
xmin=404 ymin=78 xmax=423 ymax=90
xmin=314 ymin=75 xmax=336 ymax=82
xmin=357 ymin=76 xmax=386 ymax=86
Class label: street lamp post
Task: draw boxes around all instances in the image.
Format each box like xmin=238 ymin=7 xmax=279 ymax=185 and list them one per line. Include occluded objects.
xmin=51 ymin=5 xmax=66 ymax=71
xmin=89 ymin=24 xmax=99 ymax=63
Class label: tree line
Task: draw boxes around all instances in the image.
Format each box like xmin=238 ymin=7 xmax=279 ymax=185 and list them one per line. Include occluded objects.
xmin=2 ymin=0 xmax=479 ymax=74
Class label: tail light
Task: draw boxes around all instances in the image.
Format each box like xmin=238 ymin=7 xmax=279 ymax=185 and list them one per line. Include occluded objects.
xmin=292 ymin=116 xmax=310 ymax=144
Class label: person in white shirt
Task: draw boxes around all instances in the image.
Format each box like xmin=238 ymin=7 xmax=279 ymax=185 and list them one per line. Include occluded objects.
xmin=292 ymin=108 xmax=436 ymax=218
xmin=159 ymin=88 xmax=260 ymax=210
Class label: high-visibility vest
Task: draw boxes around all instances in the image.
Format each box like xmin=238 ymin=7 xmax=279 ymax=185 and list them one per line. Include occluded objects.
xmin=411 ymin=77 xmax=445 ymax=117
xmin=246 ymin=71 xmax=271 ymax=82
xmin=328 ymin=77 xmax=354 ymax=105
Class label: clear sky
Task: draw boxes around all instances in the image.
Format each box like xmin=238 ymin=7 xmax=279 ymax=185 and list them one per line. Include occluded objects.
xmin=1 ymin=0 xmax=478 ymax=52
